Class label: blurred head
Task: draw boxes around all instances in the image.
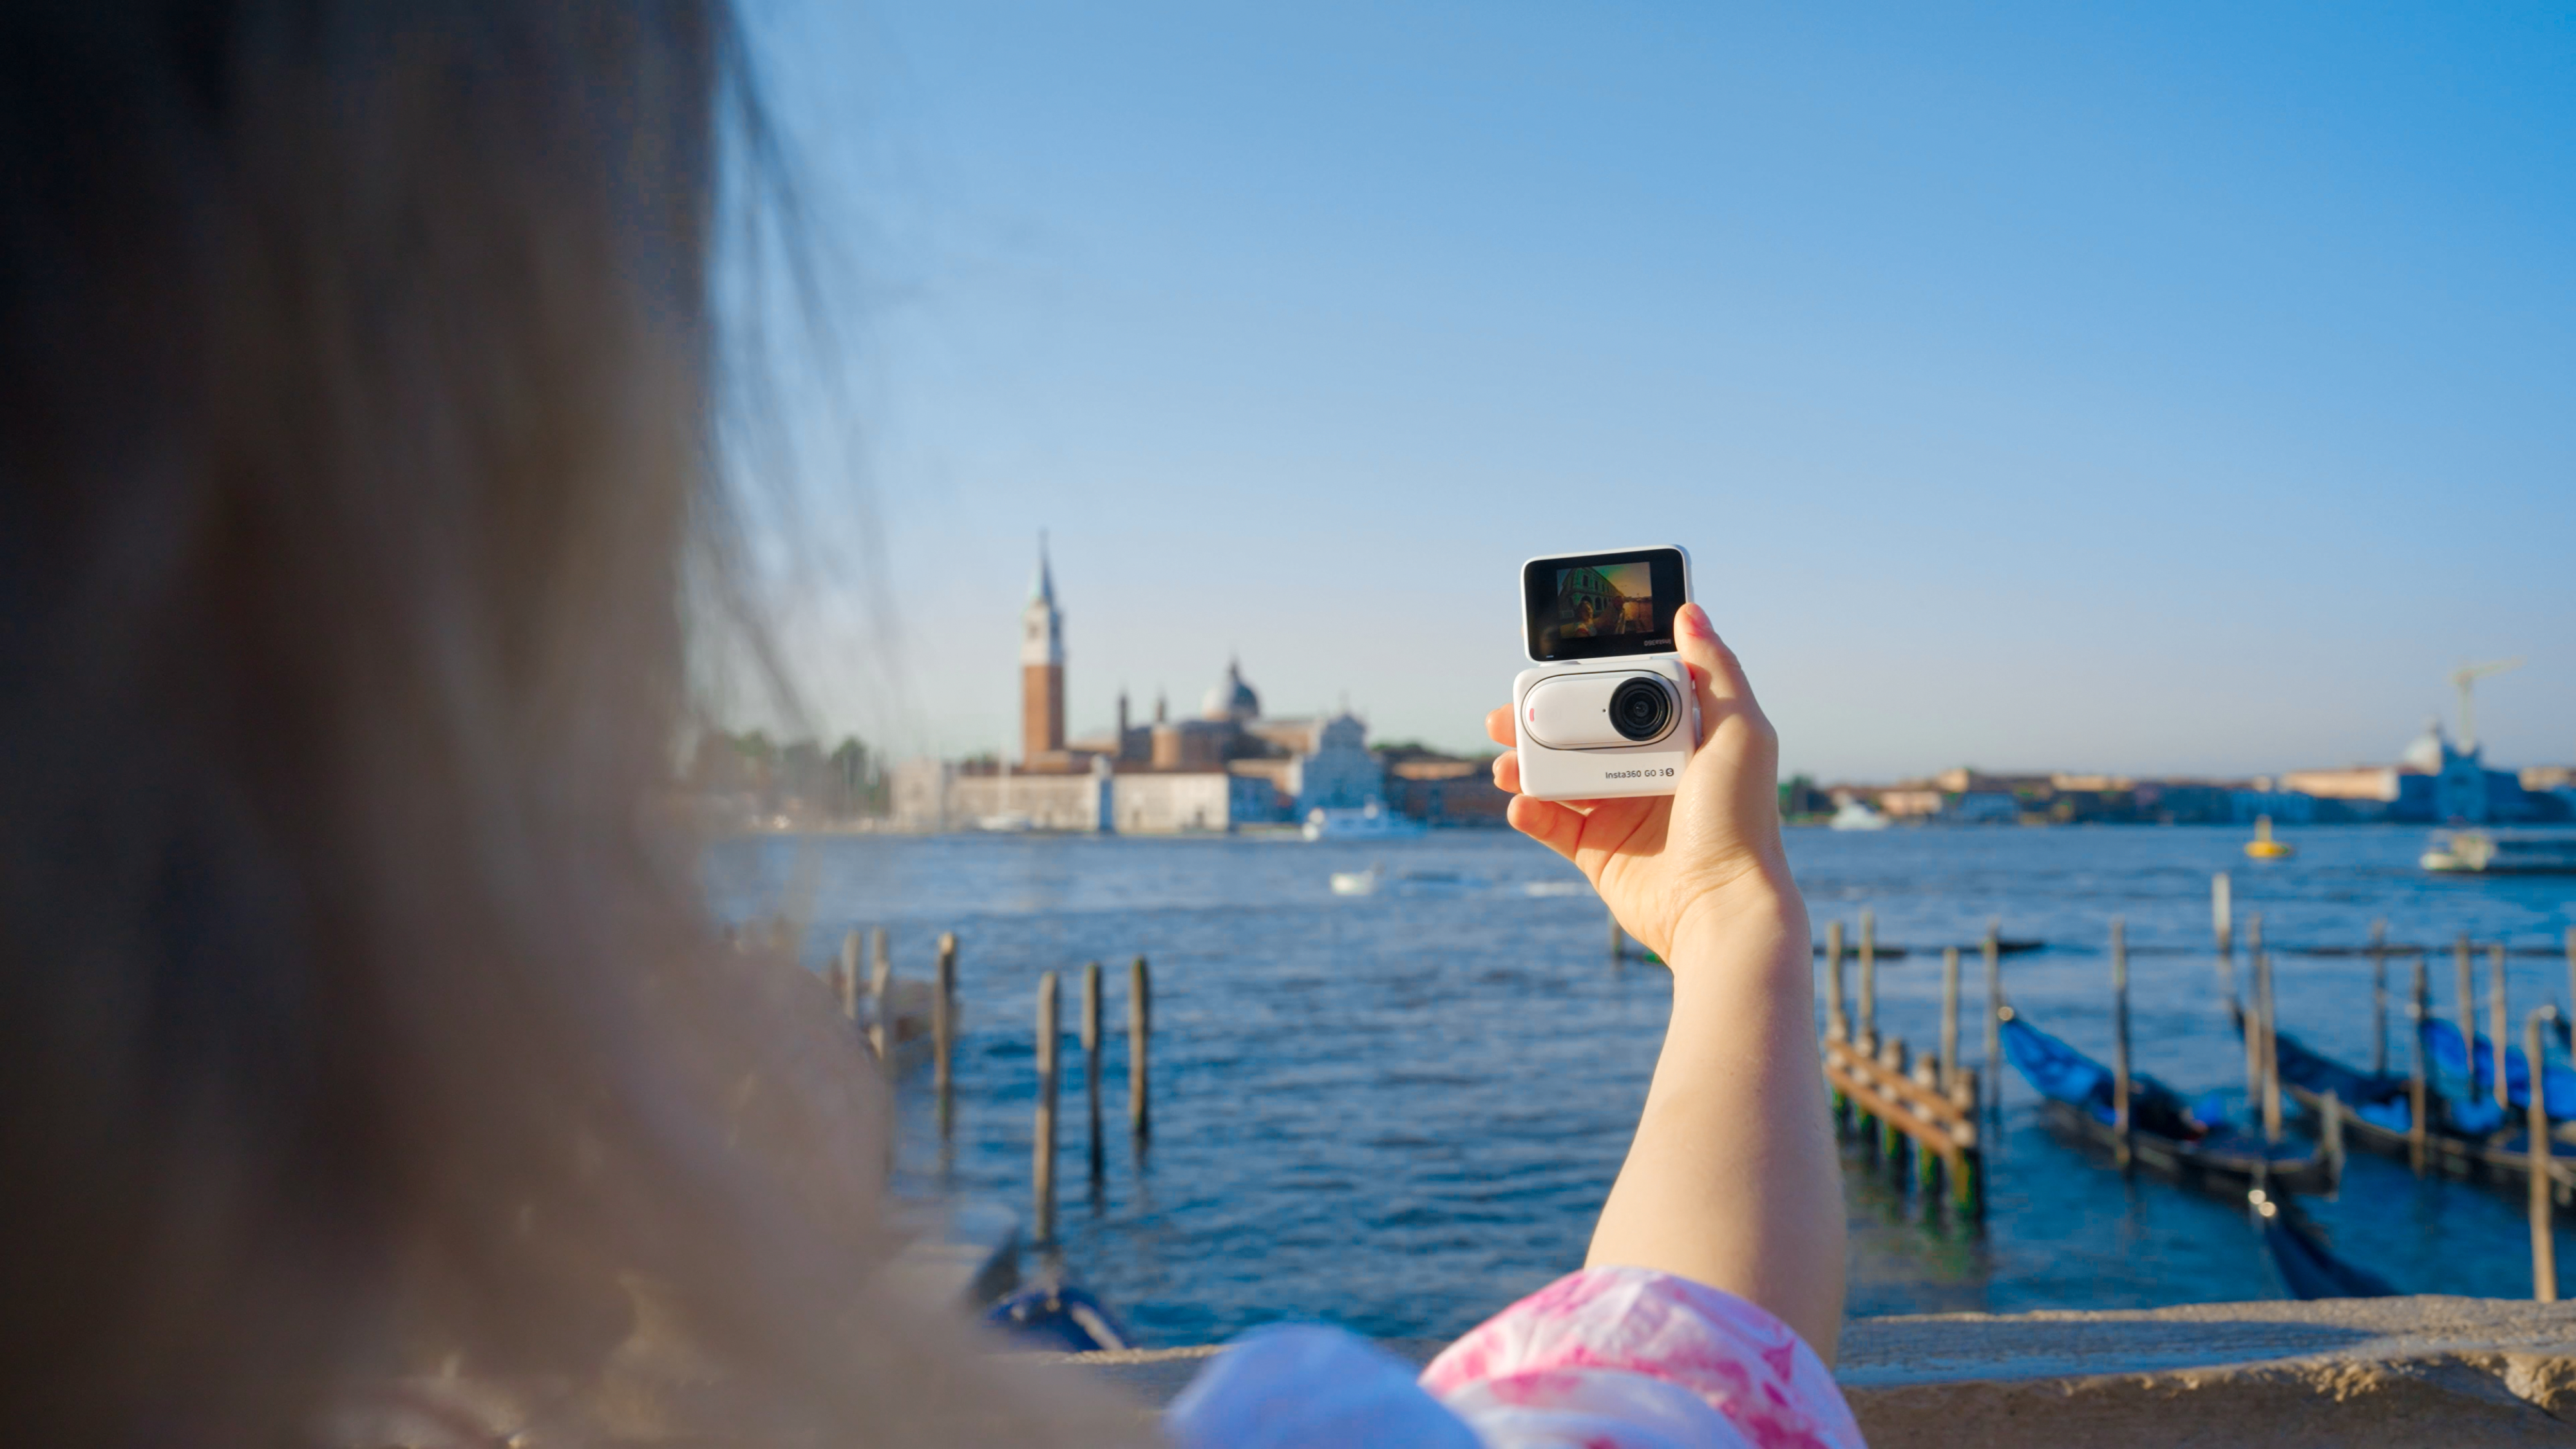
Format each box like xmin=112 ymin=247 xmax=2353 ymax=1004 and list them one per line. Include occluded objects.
xmin=0 ymin=3 xmax=1133 ymax=1443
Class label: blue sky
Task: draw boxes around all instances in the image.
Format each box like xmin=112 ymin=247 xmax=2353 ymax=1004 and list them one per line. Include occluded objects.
xmin=734 ymin=1 xmax=2573 ymax=780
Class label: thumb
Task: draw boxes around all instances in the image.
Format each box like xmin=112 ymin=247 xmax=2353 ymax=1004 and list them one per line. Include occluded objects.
xmin=1673 ymin=601 xmax=1756 ymax=715
xmin=1669 ymin=604 xmax=1784 ymax=832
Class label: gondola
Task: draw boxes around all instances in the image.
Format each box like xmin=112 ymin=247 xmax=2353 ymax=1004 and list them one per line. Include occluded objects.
xmin=2263 ymin=1018 xmax=2576 ymax=1191
xmin=983 ymin=1280 xmax=1135 ymax=1353
xmin=2420 ymin=1018 xmax=2576 ymax=1120
xmin=2248 ymin=1189 xmax=2397 ymax=1300
xmin=2000 ymin=1008 xmax=2338 ymax=1195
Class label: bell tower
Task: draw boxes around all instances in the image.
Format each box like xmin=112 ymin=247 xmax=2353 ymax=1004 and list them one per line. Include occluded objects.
xmin=1021 ymin=534 xmax=1066 ymax=764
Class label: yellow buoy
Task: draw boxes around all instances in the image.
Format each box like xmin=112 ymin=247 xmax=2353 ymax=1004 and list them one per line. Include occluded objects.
xmin=2244 ymin=813 xmax=2295 ymax=860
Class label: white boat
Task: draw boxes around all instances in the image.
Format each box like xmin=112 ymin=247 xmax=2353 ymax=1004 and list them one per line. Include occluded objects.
xmin=1828 ymin=799 xmax=1890 ymax=831
xmin=1328 ymin=864 xmax=1488 ymax=896
xmin=1302 ymin=799 xmax=1427 ymax=842
xmin=2422 ymin=829 xmax=2576 ymax=875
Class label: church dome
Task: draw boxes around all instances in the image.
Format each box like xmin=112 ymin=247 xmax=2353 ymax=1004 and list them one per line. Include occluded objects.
xmin=2401 ymin=719 xmax=2447 ymax=773
xmin=1202 ymin=657 xmax=1260 ymax=722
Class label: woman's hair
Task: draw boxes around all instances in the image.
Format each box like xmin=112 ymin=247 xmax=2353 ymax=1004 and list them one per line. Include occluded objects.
xmin=0 ymin=4 xmax=1135 ymax=1443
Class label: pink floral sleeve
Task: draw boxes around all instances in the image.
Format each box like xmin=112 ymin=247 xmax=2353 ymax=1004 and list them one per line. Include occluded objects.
xmin=1419 ymin=1265 xmax=1864 ymax=1448
xmin=1166 ymin=1266 xmax=1863 ymax=1449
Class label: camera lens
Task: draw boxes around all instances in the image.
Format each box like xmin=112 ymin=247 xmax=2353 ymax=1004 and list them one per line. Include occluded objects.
xmin=1609 ymin=677 xmax=1673 ymax=742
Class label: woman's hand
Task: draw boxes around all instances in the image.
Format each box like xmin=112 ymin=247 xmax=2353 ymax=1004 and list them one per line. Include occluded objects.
xmin=1495 ymin=605 xmax=1842 ymax=1359
xmin=1487 ymin=603 xmax=1793 ymax=965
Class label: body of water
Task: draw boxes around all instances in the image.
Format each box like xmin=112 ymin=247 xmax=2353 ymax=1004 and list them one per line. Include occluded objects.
xmin=705 ymin=824 xmax=2576 ymax=1346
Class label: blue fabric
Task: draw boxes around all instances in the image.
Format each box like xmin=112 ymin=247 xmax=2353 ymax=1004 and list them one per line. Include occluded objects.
xmin=2268 ymin=1029 xmax=2408 ymax=1107
xmin=2450 ymin=1096 xmax=2506 ymax=1135
xmin=2420 ymin=1019 xmax=2576 ymax=1119
xmin=2000 ymin=1016 xmax=2110 ymax=1111
xmin=2356 ymin=1097 xmax=2412 ymax=1132
xmin=1999 ymin=1015 xmax=2203 ymax=1138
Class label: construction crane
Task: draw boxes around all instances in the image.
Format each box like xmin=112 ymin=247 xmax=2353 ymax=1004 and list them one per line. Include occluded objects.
xmin=2451 ymin=658 xmax=2524 ymax=753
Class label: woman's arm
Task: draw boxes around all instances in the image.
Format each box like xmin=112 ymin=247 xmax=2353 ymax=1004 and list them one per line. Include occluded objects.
xmin=1486 ymin=602 xmax=1844 ymax=1361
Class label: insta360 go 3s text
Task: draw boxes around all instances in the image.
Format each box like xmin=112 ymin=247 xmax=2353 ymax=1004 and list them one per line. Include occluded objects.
xmin=1511 ymin=545 xmax=1700 ymax=801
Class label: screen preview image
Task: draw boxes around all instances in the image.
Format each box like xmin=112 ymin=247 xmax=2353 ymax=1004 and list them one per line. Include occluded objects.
xmin=1553 ymin=563 xmax=1654 ymax=639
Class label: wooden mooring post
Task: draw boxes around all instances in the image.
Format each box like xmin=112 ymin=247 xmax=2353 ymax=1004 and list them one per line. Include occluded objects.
xmin=1858 ymin=908 xmax=1878 ymax=1049
xmin=1082 ymin=961 xmax=1105 ymax=1179
xmin=2242 ymin=913 xmax=2266 ymax=1116
xmin=2212 ymin=872 xmax=2235 ymax=1004
xmin=1948 ymin=1064 xmax=1982 ymax=1215
xmin=1034 ymin=971 xmax=1060 ymax=1243
xmin=1940 ymin=945 xmax=1962 ymax=1095
xmin=1878 ymin=1036 xmax=1908 ymax=1164
xmin=933 ymin=933 xmax=958 ymax=1135
xmin=2492 ymin=943 xmax=2512 ymax=1112
xmin=2456 ymin=933 xmax=2476 ymax=1090
xmin=1823 ymin=1022 xmax=1984 ymax=1219
xmin=1826 ymin=920 xmax=1848 ymax=1041
xmin=2409 ymin=952 xmax=2430 ymax=1176
xmin=2532 ymin=1005 xmax=2561 ymax=1304
xmin=1982 ymin=920 xmax=2002 ymax=1124
xmin=871 ymin=926 xmax=891 ymax=1008
xmin=1851 ymin=911 xmax=1880 ymax=1145
xmin=1826 ymin=921 xmax=1849 ymax=1124
xmin=1128 ymin=955 xmax=1153 ymax=1141
xmin=2256 ymin=947 xmax=2282 ymax=1144
xmin=1910 ymin=1053 xmax=1940 ymax=1192
xmin=868 ymin=927 xmax=895 ymax=1067
xmin=838 ymin=928 xmax=862 ymax=1021
xmin=2112 ymin=918 xmax=2132 ymax=1170
xmin=2370 ymin=919 xmax=2389 ymax=1077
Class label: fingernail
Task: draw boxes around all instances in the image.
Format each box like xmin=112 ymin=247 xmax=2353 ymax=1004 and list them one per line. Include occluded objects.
xmin=1678 ymin=603 xmax=1711 ymax=638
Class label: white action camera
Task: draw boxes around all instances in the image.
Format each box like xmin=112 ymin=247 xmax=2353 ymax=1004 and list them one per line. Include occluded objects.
xmin=1511 ymin=545 xmax=1701 ymax=801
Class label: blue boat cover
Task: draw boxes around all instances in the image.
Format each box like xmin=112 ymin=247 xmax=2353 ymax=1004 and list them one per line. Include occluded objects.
xmin=985 ymin=1282 xmax=1136 ymax=1352
xmin=2269 ymin=1030 xmax=2409 ymax=1108
xmin=2000 ymin=1015 xmax=2206 ymax=1140
xmin=2242 ymin=1015 xmax=2424 ymax=1130
xmin=2420 ymin=1019 xmax=2576 ymax=1121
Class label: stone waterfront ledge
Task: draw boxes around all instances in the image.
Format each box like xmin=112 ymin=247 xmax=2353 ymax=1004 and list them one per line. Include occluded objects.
xmin=1048 ymin=1296 xmax=2576 ymax=1446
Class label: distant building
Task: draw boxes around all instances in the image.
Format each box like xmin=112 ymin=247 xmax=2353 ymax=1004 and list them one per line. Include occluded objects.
xmin=889 ymin=757 xmax=954 ymax=831
xmin=2282 ymin=721 xmax=2544 ymax=825
xmin=1379 ymin=746 xmax=1509 ymax=826
xmin=1950 ymin=791 xmax=2018 ymax=824
xmin=2130 ymin=781 xmax=2238 ymax=824
xmin=1877 ymin=789 xmax=1944 ymax=818
xmin=2230 ymin=788 xmax=2317 ymax=824
xmin=1292 ymin=714 xmax=1385 ymax=814
xmin=2276 ymin=765 xmax=2415 ymax=823
xmin=1107 ymin=769 xmax=1276 ymax=833
xmin=1020 ymin=540 xmax=1067 ymax=768
xmin=2523 ymin=766 xmax=2576 ymax=822
xmin=902 ymin=542 xmax=1381 ymax=832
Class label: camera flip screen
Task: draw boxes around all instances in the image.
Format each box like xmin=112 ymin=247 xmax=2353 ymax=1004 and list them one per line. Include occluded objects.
xmin=1522 ymin=547 xmax=1689 ymax=661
